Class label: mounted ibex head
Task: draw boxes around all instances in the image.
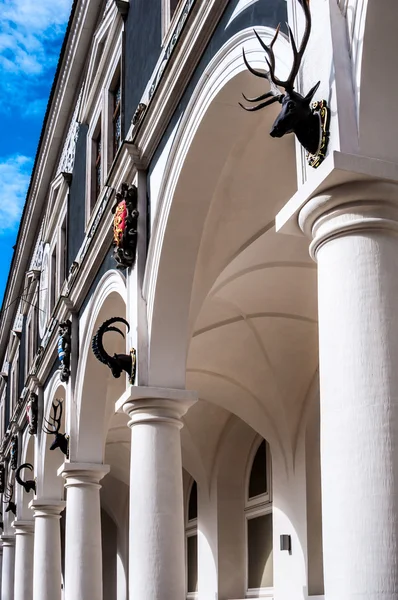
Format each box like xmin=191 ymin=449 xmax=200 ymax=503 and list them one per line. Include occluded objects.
xmin=42 ymin=399 xmax=69 ymax=457
xmin=92 ymin=317 xmax=136 ymax=384
xmin=16 ymin=463 xmax=36 ymax=494
xmin=240 ymin=0 xmax=321 ymax=155
xmin=4 ymin=484 xmax=16 ymax=516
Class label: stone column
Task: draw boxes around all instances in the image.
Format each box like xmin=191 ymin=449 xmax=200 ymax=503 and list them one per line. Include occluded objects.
xmin=58 ymin=463 xmax=109 ymax=600
xmin=299 ymin=181 xmax=398 ymax=600
xmin=12 ymin=521 xmax=34 ymax=600
xmin=29 ymin=500 xmax=65 ymax=600
xmin=120 ymin=387 xmax=197 ymax=600
xmin=1 ymin=535 xmax=15 ymax=600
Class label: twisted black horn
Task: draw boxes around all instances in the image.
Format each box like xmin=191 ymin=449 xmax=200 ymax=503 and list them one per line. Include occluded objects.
xmin=92 ymin=317 xmax=129 ymax=365
xmin=16 ymin=463 xmax=36 ymax=494
xmin=92 ymin=317 xmax=135 ymax=382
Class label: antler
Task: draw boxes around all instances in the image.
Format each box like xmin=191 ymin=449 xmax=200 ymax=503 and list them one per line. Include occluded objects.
xmin=244 ymin=0 xmax=311 ymax=95
xmin=43 ymin=399 xmax=63 ymax=434
xmin=92 ymin=317 xmax=129 ymax=365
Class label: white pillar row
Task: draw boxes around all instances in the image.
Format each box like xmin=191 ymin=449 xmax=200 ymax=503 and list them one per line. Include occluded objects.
xmin=58 ymin=463 xmax=110 ymax=600
xmin=299 ymin=181 xmax=398 ymax=600
xmin=1 ymin=535 xmax=15 ymax=600
xmin=29 ymin=500 xmax=65 ymax=600
xmin=120 ymin=387 xmax=197 ymax=600
xmin=12 ymin=520 xmax=34 ymax=600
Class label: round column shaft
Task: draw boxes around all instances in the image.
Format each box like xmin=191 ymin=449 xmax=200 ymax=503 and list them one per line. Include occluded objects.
xmin=1 ymin=535 xmax=15 ymax=600
xmin=121 ymin=387 xmax=197 ymax=600
xmin=299 ymin=182 xmax=398 ymax=600
xmin=29 ymin=500 xmax=65 ymax=600
xmin=12 ymin=521 xmax=34 ymax=600
xmin=59 ymin=463 xmax=109 ymax=600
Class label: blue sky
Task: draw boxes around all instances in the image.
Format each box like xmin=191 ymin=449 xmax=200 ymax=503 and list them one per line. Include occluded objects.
xmin=0 ymin=0 xmax=73 ymax=305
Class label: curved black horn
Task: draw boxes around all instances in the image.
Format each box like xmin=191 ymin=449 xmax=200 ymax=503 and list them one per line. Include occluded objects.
xmin=92 ymin=317 xmax=130 ymax=365
xmin=16 ymin=463 xmax=35 ymax=493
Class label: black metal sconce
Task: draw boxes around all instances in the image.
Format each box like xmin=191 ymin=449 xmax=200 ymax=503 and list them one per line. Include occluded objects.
xmin=280 ymin=534 xmax=291 ymax=553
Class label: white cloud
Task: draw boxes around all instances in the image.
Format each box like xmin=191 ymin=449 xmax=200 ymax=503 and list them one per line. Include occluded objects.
xmin=0 ymin=155 xmax=33 ymax=232
xmin=0 ymin=0 xmax=72 ymax=109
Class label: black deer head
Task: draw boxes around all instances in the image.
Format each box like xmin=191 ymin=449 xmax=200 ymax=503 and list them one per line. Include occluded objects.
xmin=42 ymin=399 xmax=69 ymax=457
xmin=4 ymin=484 xmax=16 ymax=516
xmin=240 ymin=0 xmax=321 ymax=155
xmin=16 ymin=463 xmax=36 ymax=494
xmin=92 ymin=317 xmax=136 ymax=384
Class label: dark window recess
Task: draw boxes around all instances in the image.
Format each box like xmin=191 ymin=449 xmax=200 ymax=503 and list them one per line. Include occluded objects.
xmin=187 ymin=534 xmax=198 ymax=593
xmin=95 ymin=130 xmax=102 ymax=201
xmin=170 ymin=0 xmax=180 ymax=19
xmin=249 ymin=440 xmax=267 ymax=498
xmin=247 ymin=514 xmax=273 ymax=589
xmin=50 ymin=246 xmax=57 ymax=314
xmin=60 ymin=217 xmax=67 ymax=286
xmin=113 ymin=79 xmax=121 ymax=158
xmin=188 ymin=481 xmax=197 ymax=521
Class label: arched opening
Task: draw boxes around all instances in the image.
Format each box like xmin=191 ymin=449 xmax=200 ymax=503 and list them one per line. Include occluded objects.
xmin=185 ymin=478 xmax=198 ymax=598
xmin=101 ymin=508 xmax=118 ymax=600
xmin=39 ymin=381 xmax=67 ymax=499
xmin=245 ymin=438 xmax=273 ymax=595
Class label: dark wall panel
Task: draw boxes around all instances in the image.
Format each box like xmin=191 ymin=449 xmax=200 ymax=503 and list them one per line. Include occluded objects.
xmin=124 ymin=0 xmax=162 ymax=134
xmin=68 ymin=123 xmax=89 ymax=270
xmin=18 ymin=317 xmax=27 ymax=397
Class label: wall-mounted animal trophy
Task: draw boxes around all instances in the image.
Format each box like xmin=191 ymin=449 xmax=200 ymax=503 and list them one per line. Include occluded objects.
xmin=58 ymin=320 xmax=71 ymax=383
xmin=16 ymin=463 xmax=36 ymax=494
xmin=10 ymin=435 xmax=18 ymax=470
xmin=4 ymin=484 xmax=16 ymax=516
xmin=112 ymin=183 xmax=139 ymax=270
xmin=92 ymin=317 xmax=136 ymax=384
xmin=240 ymin=0 xmax=330 ymax=166
xmin=26 ymin=392 xmax=38 ymax=435
xmin=0 ymin=464 xmax=5 ymax=494
xmin=42 ymin=399 xmax=69 ymax=457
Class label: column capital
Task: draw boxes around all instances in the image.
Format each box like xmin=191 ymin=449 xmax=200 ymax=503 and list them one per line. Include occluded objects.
xmin=58 ymin=462 xmax=110 ymax=488
xmin=116 ymin=386 xmax=197 ymax=428
xmin=12 ymin=520 xmax=34 ymax=535
xmin=298 ymin=181 xmax=398 ymax=260
xmin=29 ymin=499 xmax=66 ymax=519
xmin=1 ymin=535 xmax=15 ymax=547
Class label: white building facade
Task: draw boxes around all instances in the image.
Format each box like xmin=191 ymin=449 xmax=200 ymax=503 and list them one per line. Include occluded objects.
xmin=0 ymin=1 xmax=395 ymax=599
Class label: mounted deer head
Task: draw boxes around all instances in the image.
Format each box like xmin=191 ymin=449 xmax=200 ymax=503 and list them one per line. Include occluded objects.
xmin=16 ymin=463 xmax=36 ymax=494
xmin=4 ymin=484 xmax=16 ymax=515
xmin=240 ymin=0 xmax=322 ymax=155
xmin=42 ymin=399 xmax=69 ymax=457
xmin=92 ymin=317 xmax=136 ymax=384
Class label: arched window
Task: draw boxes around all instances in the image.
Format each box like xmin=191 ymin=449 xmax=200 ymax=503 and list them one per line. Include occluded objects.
xmin=186 ymin=480 xmax=198 ymax=598
xmin=245 ymin=439 xmax=273 ymax=597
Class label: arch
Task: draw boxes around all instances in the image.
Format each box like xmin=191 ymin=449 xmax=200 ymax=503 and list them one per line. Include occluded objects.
xmin=16 ymin=429 xmax=35 ymax=519
xmin=72 ymin=269 xmax=127 ymax=463
xmin=145 ymin=26 xmax=296 ymax=388
xmin=38 ymin=371 xmax=67 ymax=499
